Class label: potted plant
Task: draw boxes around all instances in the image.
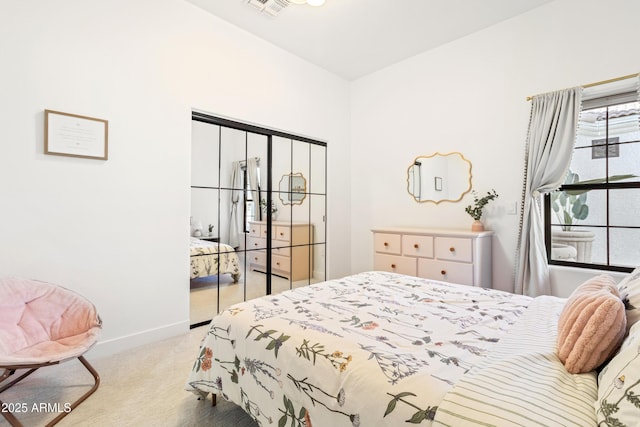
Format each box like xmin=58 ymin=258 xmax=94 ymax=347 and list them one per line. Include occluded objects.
xmin=465 ymin=189 xmax=498 ymax=231
xmin=551 ymin=170 xmax=635 ymax=262
xmin=260 ymin=198 xmax=278 ymax=219
xmin=207 ymin=224 xmax=214 ymax=237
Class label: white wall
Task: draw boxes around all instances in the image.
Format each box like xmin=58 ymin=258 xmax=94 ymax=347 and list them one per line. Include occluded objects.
xmin=0 ymin=0 xmax=350 ymax=355
xmin=350 ymin=0 xmax=640 ymax=294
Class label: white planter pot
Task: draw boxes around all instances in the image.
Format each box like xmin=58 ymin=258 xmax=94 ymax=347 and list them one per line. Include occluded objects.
xmin=551 ymin=230 xmax=595 ymax=263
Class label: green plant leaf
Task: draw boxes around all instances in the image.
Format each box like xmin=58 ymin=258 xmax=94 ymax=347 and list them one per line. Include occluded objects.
xmin=407 ymin=410 xmax=427 ymax=423
xmin=572 ymin=203 xmax=588 ymax=221
xmin=384 ymin=399 xmax=397 ymax=417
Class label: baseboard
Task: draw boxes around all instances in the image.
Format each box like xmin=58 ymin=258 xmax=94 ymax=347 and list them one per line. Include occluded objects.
xmin=86 ymin=319 xmax=190 ymax=360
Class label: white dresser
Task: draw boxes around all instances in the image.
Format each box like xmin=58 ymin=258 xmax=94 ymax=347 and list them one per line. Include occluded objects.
xmin=372 ymin=227 xmax=493 ymax=287
xmin=248 ymin=221 xmax=313 ymax=281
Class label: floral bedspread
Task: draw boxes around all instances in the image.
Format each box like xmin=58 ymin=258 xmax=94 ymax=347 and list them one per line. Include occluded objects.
xmin=185 ymin=271 xmax=532 ymax=426
xmin=190 ymin=238 xmax=241 ymax=282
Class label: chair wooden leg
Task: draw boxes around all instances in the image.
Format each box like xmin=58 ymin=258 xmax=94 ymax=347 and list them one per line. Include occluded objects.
xmin=212 ymin=393 xmax=217 ymax=406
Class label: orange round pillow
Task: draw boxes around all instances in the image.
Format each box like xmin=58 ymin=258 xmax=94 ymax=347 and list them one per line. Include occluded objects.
xmin=557 ymin=274 xmax=627 ymax=374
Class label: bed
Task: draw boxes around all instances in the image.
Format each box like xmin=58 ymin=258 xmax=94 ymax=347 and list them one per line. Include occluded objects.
xmin=185 ymin=270 xmax=640 ymax=426
xmin=190 ymin=237 xmax=241 ymax=283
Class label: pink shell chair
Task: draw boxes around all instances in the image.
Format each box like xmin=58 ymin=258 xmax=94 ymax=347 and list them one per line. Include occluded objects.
xmin=0 ymin=277 xmax=102 ymax=426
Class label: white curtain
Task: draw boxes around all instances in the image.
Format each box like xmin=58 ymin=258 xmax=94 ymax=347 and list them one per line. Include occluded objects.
xmin=515 ymin=87 xmax=582 ymax=296
xmin=229 ymin=161 xmax=242 ymax=248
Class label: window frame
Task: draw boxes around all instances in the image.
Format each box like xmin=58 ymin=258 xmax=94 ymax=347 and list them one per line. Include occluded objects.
xmin=545 ymin=101 xmax=640 ymax=273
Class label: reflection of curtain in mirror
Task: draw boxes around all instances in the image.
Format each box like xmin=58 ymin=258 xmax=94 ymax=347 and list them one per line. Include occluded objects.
xmin=411 ymin=161 xmax=422 ymax=199
xmin=229 ymin=161 xmax=242 ymax=248
xmin=246 ymin=157 xmax=260 ymax=221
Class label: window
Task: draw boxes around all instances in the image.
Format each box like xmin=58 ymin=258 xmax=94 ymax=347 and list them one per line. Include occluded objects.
xmin=546 ymin=91 xmax=640 ymax=272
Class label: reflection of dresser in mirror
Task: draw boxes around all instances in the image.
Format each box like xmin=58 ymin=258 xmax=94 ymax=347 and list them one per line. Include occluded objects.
xmin=248 ymin=221 xmax=314 ymax=281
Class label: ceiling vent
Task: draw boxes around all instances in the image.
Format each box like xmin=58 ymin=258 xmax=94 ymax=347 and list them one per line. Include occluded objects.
xmin=246 ymin=0 xmax=291 ymax=17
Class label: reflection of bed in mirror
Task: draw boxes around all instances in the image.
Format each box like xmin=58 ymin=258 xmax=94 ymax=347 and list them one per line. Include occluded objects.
xmin=190 ymin=237 xmax=241 ymax=283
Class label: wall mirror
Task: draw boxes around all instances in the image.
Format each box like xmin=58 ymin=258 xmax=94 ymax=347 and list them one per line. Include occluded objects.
xmin=407 ymin=152 xmax=472 ymax=203
xmin=279 ymin=173 xmax=307 ymax=205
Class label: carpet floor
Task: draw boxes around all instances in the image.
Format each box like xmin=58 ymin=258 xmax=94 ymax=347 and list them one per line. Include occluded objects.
xmin=0 ymin=326 xmax=258 ymax=427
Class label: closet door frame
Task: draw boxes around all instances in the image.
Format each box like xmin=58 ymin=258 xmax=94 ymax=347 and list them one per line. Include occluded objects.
xmin=191 ymin=111 xmax=327 ymax=305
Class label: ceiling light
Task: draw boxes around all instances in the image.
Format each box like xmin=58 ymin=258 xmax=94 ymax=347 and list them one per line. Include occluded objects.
xmin=288 ymin=0 xmax=307 ymax=3
xmin=306 ymin=0 xmax=325 ymax=5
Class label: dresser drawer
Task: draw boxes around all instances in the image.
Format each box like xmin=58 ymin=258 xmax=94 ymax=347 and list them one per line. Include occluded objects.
xmin=274 ymin=226 xmax=290 ymax=242
xmin=374 ymin=254 xmax=417 ymax=276
xmin=402 ymin=235 xmax=434 ymax=258
xmin=272 ymin=246 xmax=290 ymax=257
xmin=435 ymin=237 xmax=472 ymax=263
xmin=374 ymin=233 xmax=402 ymax=255
xmin=248 ymin=237 xmax=267 ymax=250
xmin=249 ymin=223 xmax=261 ymax=237
xmin=272 ymin=254 xmax=290 ymax=273
xmin=249 ymin=250 xmax=267 ymax=269
xmin=418 ymin=259 xmax=474 ymax=286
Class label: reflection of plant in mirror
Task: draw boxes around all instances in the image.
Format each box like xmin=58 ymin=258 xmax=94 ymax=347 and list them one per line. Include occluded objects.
xmin=208 ymin=224 xmax=214 ymax=233
xmin=551 ymin=171 xmax=636 ymax=231
xmin=260 ymin=198 xmax=278 ymax=215
xmin=465 ymin=190 xmax=498 ymax=221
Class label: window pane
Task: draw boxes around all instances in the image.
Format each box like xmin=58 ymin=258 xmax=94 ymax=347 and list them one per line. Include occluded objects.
xmin=608 ymin=102 xmax=639 ymax=143
xmin=576 ymin=107 xmax=606 ymax=149
xmin=550 ymin=189 xmax=606 ymax=228
xmin=609 ymin=141 xmax=640 ymax=181
xmin=610 ymin=188 xmax=640 ymax=227
xmin=568 ymin=147 xmax=607 ymax=181
xmin=610 ymin=228 xmax=640 ymax=268
xmin=551 ymin=225 xmax=602 ymax=264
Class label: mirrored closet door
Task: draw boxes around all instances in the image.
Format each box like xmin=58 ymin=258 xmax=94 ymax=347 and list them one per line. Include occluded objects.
xmin=190 ymin=113 xmax=327 ymax=327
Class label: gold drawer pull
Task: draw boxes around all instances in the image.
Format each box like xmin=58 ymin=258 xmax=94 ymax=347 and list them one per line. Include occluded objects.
xmin=414 ymin=243 xmax=419 ymax=249
xmin=280 ymin=232 xmax=284 ymax=236
xmin=383 ymin=242 xmax=389 ymax=247
xmin=254 ymin=257 xmax=258 ymax=261
xmin=449 ymin=247 xmax=455 ymax=252
xmin=391 ymin=264 xmax=396 ymax=269
xmin=441 ymin=270 xmax=447 ymax=275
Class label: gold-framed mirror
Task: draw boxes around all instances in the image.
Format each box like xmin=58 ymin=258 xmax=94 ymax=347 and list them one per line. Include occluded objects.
xmin=407 ymin=152 xmax=472 ymax=203
xmin=279 ymin=173 xmax=307 ymax=205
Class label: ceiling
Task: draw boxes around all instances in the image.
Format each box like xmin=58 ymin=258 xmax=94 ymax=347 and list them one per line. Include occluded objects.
xmin=186 ymin=0 xmax=553 ymax=81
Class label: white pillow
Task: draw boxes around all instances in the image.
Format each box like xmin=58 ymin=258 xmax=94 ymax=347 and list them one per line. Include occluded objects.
xmin=596 ymin=321 xmax=640 ymax=425
xmin=617 ymin=267 xmax=640 ymax=332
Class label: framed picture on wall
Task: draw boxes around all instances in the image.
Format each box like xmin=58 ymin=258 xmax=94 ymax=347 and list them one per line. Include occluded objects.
xmin=434 ymin=176 xmax=443 ymax=191
xmin=45 ymin=109 xmax=109 ymax=160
